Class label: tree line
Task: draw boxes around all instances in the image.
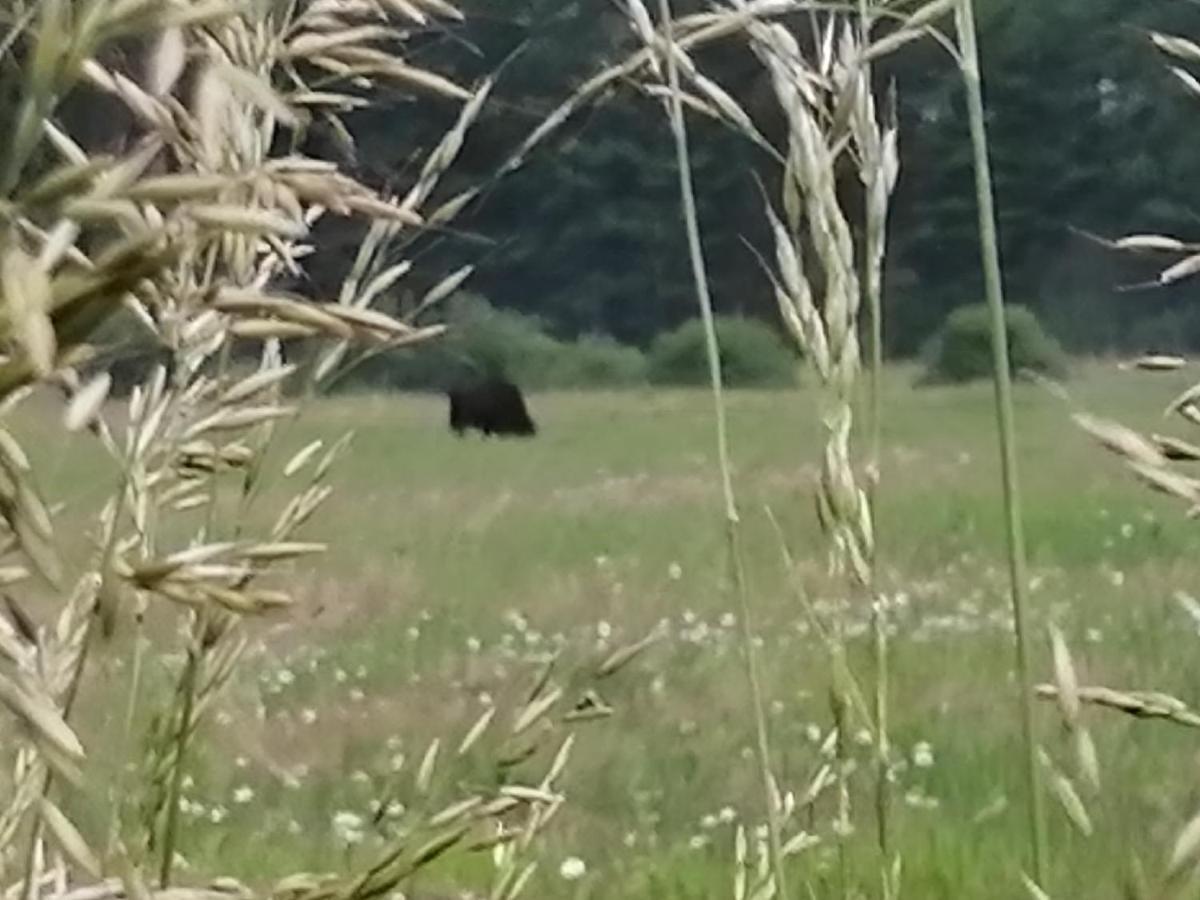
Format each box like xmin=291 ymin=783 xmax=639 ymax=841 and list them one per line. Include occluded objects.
xmin=59 ymin=0 xmax=1200 ymax=365
xmin=346 ymin=0 xmax=1200 ymax=356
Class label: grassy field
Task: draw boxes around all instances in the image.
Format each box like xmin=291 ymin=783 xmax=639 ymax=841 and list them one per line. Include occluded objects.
xmin=22 ymin=361 xmax=1200 ymax=898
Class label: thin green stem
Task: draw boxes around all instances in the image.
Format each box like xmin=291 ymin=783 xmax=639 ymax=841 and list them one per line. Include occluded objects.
xmin=872 ymin=603 xmax=890 ymax=854
xmin=158 ymin=627 xmax=202 ymax=887
xmin=205 ymin=340 xmax=234 ymax=541
xmin=855 ymin=0 xmax=893 ymax=879
xmin=956 ymin=0 xmax=1047 ymax=885
xmin=106 ymin=620 xmax=148 ymax=860
xmin=653 ymin=2 xmax=789 ymax=897
xmin=832 ymin=688 xmax=850 ymax=900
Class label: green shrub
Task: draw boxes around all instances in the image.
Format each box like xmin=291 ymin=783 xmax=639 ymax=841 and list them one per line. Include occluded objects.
xmin=921 ymin=303 xmax=1068 ymax=384
xmin=338 ymin=293 xmax=546 ymax=390
xmin=338 ymin=293 xmax=646 ymax=391
xmin=647 ymin=315 xmax=798 ymax=388
xmin=543 ymin=334 xmax=648 ymax=388
xmin=447 ymin=293 xmax=564 ymax=385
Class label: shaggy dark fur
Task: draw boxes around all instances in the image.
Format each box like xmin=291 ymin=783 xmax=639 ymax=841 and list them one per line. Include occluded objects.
xmin=447 ymin=376 xmax=536 ymax=438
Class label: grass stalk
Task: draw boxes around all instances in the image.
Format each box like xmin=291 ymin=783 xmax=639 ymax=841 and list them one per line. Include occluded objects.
xmin=106 ymin=622 xmax=148 ymax=860
xmin=855 ymin=0 xmax=893 ymax=879
xmin=872 ymin=600 xmax=890 ymax=860
xmin=831 ymin=686 xmax=851 ymax=900
xmin=19 ymin=530 xmax=115 ymax=900
xmin=956 ymin=0 xmax=1047 ymax=885
xmin=157 ymin=628 xmax=202 ymax=887
xmin=653 ymin=2 xmax=789 ymax=897
xmin=18 ymin=634 xmax=96 ymax=900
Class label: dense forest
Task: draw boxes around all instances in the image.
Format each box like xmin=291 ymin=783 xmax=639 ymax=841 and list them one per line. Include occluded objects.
xmin=320 ymin=0 xmax=1200 ymax=358
xmin=57 ymin=0 xmax=1200 ymax=366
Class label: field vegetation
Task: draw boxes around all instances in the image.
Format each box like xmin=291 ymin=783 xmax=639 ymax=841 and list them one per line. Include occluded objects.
xmin=6 ymin=2 xmax=1200 ymax=900
xmin=11 ymin=365 xmax=1200 ymax=899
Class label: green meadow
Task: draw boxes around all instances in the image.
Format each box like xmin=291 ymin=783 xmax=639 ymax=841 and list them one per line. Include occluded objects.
xmin=19 ymin=361 xmax=1200 ymax=898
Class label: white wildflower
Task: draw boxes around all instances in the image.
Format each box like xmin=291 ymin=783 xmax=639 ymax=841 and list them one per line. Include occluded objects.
xmin=559 ymin=856 xmax=587 ymax=881
xmin=333 ymin=811 xmax=365 ymax=845
xmin=912 ymin=741 xmax=934 ymax=769
xmin=905 ymin=788 xmax=940 ymax=810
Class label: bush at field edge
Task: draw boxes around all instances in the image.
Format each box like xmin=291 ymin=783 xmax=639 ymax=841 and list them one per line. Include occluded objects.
xmin=648 ymin=315 xmax=799 ymax=388
xmin=920 ymin=303 xmax=1068 ymax=385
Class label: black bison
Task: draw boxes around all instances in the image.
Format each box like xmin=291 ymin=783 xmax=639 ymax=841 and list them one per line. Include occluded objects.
xmin=448 ymin=376 xmax=536 ymax=438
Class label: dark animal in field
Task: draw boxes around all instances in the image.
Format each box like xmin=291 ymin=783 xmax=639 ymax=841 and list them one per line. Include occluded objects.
xmin=448 ymin=377 xmax=537 ymax=438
